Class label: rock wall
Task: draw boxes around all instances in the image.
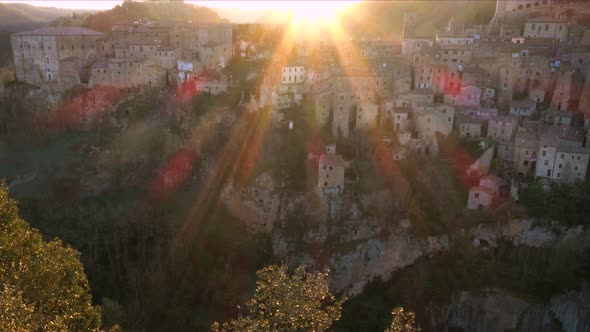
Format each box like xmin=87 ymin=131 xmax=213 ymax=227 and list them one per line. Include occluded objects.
xmin=473 ymin=219 xmax=590 ymax=250
xmin=434 ymin=285 xmax=590 ymax=332
xmin=330 ymin=229 xmax=449 ymax=295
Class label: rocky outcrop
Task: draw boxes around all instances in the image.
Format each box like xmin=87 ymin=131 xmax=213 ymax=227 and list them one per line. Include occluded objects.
xmin=434 ymin=290 xmax=529 ymax=332
xmin=434 ymin=285 xmax=590 ymax=332
xmin=221 ymin=172 xmax=281 ymax=233
xmin=330 ymin=228 xmax=449 ymax=295
xmin=473 ymin=219 xmax=590 ymax=249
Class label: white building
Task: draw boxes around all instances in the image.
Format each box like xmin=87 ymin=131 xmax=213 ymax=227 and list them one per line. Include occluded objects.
xmin=534 ymin=126 xmax=590 ymax=183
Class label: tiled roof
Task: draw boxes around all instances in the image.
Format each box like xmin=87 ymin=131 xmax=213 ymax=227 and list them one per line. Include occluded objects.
xmin=14 ymin=27 xmax=104 ymax=36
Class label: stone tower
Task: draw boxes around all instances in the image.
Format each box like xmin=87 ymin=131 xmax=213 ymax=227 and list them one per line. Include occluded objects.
xmin=402 ymin=12 xmax=417 ymax=39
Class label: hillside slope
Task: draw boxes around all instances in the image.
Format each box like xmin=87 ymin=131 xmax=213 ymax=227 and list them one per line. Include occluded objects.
xmin=80 ymin=1 xmax=225 ymax=32
xmin=338 ymin=0 xmax=495 ymax=39
xmin=0 ymin=3 xmax=95 ymax=26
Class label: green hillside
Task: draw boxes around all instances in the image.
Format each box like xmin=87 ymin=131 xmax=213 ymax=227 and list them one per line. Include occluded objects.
xmin=79 ymin=1 xmax=225 ymax=32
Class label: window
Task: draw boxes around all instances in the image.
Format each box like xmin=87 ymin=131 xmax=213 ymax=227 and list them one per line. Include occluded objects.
xmin=542 ymin=151 xmax=546 ymax=157
xmin=547 ymin=169 xmax=551 ymax=176
xmin=544 ymin=160 xmax=549 ymax=166
xmin=474 ymin=193 xmax=480 ymax=198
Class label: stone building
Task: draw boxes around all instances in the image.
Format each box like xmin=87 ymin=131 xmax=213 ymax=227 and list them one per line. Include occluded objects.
xmin=392 ymin=107 xmax=412 ymax=133
xmin=523 ymin=18 xmax=568 ymax=42
xmin=415 ymin=104 xmax=455 ymax=138
xmin=510 ymin=99 xmax=536 ymax=117
xmin=487 ymin=115 xmax=518 ymax=142
xmin=513 ymin=126 xmax=540 ymax=177
xmin=331 ymin=68 xmax=377 ymax=137
xmin=318 ymin=145 xmax=345 ymax=193
xmin=355 ymin=100 xmax=378 ymax=130
xmin=551 ymin=69 xmax=578 ymax=112
xmin=11 ymin=27 xmax=107 ymax=89
xmin=468 ymin=175 xmax=503 ymax=210
xmin=534 ymin=126 xmax=589 ymax=183
xmin=455 ymin=114 xmax=487 ymax=138
xmin=281 ymin=65 xmax=305 ymax=84
xmin=444 ymin=84 xmax=482 ymax=108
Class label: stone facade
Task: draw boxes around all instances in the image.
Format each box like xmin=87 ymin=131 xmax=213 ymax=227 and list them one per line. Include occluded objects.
xmin=11 ymin=27 xmax=107 ymax=90
xmin=318 ymin=145 xmax=345 ymax=193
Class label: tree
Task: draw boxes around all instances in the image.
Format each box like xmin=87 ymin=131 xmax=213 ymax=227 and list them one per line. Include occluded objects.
xmin=519 ymin=181 xmax=547 ymax=219
xmin=385 ymin=307 xmax=421 ymax=332
xmin=212 ymin=265 xmax=345 ymax=332
xmin=0 ymin=183 xmax=102 ymax=331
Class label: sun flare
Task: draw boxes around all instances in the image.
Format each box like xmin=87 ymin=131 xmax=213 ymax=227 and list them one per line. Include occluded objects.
xmin=288 ymin=1 xmax=358 ymax=25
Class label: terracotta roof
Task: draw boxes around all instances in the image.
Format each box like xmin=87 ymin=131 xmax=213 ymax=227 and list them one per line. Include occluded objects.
xmin=14 ymin=27 xmax=104 ymax=36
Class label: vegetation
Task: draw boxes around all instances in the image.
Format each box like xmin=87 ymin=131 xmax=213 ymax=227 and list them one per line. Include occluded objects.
xmin=212 ymin=265 xmax=345 ymax=332
xmin=0 ymin=183 xmax=104 ymax=331
xmin=385 ymin=307 xmax=421 ymax=332
xmin=520 ymin=180 xmax=590 ymax=226
xmin=80 ymin=1 xmax=223 ymax=32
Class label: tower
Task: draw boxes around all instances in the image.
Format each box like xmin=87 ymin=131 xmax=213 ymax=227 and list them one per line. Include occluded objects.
xmin=402 ymin=13 xmax=417 ymax=39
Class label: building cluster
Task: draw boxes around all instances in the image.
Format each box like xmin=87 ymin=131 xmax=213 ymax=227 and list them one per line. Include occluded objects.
xmin=11 ymin=21 xmax=233 ymax=91
xmin=9 ymin=1 xmax=590 ymax=202
xmin=273 ymin=0 xmax=590 ymax=197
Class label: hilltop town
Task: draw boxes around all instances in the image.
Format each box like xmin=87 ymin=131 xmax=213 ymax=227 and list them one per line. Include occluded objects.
xmin=8 ymin=1 xmax=590 ymax=211
xmin=3 ymin=1 xmax=590 ymax=330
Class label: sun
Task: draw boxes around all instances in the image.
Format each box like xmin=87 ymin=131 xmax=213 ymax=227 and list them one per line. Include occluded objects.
xmin=287 ymin=1 xmax=358 ymax=25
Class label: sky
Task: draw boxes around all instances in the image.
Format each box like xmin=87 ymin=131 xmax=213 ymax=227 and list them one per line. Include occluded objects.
xmin=0 ymin=0 xmax=356 ymax=11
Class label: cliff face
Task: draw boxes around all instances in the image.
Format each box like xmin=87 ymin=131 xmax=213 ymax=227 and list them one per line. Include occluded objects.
xmin=330 ymin=231 xmax=449 ymax=295
xmin=434 ymin=286 xmax=590 ymax=332
xmin=222 ymin=173 xmax=590 ymax=300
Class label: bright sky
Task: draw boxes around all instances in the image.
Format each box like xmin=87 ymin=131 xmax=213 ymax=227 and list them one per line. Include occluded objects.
xmin=1 ymin=1 xmax=357 ymax=11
